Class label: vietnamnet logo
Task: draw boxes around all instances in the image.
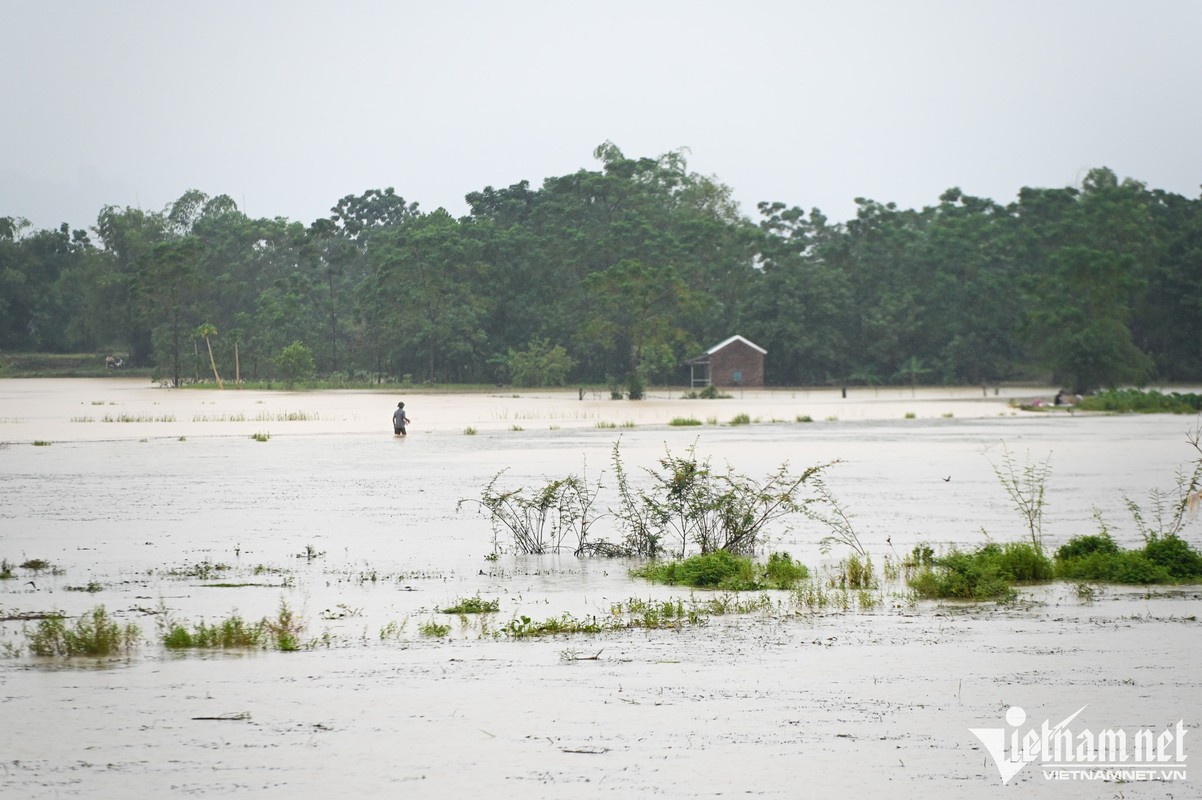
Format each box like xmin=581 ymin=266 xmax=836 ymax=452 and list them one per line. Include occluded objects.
xmin=970 ymin=705 xmax=1189 ymax=784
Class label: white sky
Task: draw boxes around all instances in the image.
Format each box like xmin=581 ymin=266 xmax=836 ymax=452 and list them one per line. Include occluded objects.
xmin=4 ymin=0 xmax=1201 ymax=233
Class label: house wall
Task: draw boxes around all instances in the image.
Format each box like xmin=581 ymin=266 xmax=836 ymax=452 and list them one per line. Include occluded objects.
xmin=710 ymin=341 xmax=764 ymax=387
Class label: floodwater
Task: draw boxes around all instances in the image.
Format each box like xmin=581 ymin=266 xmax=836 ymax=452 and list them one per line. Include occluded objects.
xmin=1 ymin=379 xmax=1200 ymax=799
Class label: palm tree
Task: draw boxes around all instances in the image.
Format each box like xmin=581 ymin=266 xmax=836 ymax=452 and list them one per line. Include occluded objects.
xmin=196 ymin=323 xmax=224 ymax=389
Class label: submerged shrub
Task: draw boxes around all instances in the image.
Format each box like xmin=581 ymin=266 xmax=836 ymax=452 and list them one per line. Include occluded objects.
xmin=632 ymin=551 xmax=808 ymax=590
xmin=1055 ymin=533 xmax=1202 ymax=583
xmin=437 ymin=596 xmax=500 ymax=614
xmin=26 ymin=606 xmax=141 ymax=657
xmin=163 ymin=614 xmax=266 ymax=649
xmin=910 ymin=542 xmax=1053 ymax=601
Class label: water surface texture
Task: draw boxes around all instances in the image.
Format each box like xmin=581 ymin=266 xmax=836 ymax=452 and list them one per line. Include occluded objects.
xmin=2 ymin=380 xmax=1199 ymax=798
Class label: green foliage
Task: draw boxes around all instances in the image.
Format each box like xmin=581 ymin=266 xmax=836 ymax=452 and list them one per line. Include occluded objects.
xmin=26 ymin=606 xmax=141 ymax=657
xmin=437 ymin=596 xmax=501 ymax=614
xmin=612 ymin=442 xmax=833 ymax=558
xmin=729 ymin=413 xmax=751 ymax=426
xmin=6 ymin=158 xmax=1201 ymax=388
xmin=631 ymin=551 xmax=808 ymax=590
xmin=1051 ymin=532 xmax=1202 ymax=584
xmin=506 ymin=338 xmax=575 ymax=387
xmin=990 ymin=444 xmax=1052 ymax=549
xmin=1077 ymin=389 xmax=1202 ymax=414
xmin=264 ymin=600 xmax=305 ymax=651
xmin=275 ymin=341 xmax=316 ymax=389
xmin=163 ymin=614 xmax=266 ymax=649
xmin=460 ymin=467 xmax=603 ymax=556
xmin=668 ymin=417 xmax=702 ymax=426
xmin=419 ymin=621 xmax=452 ymax=638
xmin=910 ymin=542 xmax=1053 ymax=601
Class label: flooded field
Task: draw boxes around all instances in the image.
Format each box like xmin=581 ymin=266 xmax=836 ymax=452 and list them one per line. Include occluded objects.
xmin=1 ymin=379 xmax=1200 ymax=798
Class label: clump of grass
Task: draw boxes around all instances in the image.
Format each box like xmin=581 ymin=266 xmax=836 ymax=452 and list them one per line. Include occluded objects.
xmin=632 ymin=550 xmax=808 ymax=590
xmin=832 ymin=554 xmax=877 ymax=590
xmin=26 ymin=606 xmax=141 ymax=657
xmin=509 ymin=424 xmax=524 ymax=432
xmin=438 ymin=596 xmax=500 ymax=614
xmin=595 ymin=421 xmax=617 ymax=429
xmin=1053 ymin=532 xmax=1202 ymax=583
xmin=32 ymin=440 xmax=52 ymax=447
xmin=904 ymin=411 xmax=916 ymax=419
xmin=464 ymin=426 xmax=478 ymax=435
xmin=69 ymin=416 xmax=95 ymax=423
xmin=250 ymin=431 xmax=270 ymax=442
xmin=101 ymin=413 xmax=175 ymax=423
xmin=0 ymin=559 xmax=14 ymax=579
xmin=165 ymin=560 xmax=231 ymax=580
xmin=909 ymin=541 xmax=1053 ymax=601
xmin=419 ymin=620 xmax=452 ymax=638
xmin=1076 ymin=389 xmax=1202 ymax=414
xmin=297 ymin=544 xmax=325 ymax=561
xmin=682 ymin=385 xmax=732 ymax=399
xmin=20 ymin=559 xmax=53 ymax=572
xmin=669 ymin=417 xmax=703 ymax=426
xmin=64 ymin=581 xmax=104 ymax=593
xmin=796 ymin=415 xmax=813 ymax=423
xmin=264 ymin=600 xmax=305 ymax=651
xmin=729 ymin=413 xmax=751 ymax=426
xmin=163 ymin=614 xmax=265 ymax=649
xmin=380 ymin=620 xmax=408 ymax=640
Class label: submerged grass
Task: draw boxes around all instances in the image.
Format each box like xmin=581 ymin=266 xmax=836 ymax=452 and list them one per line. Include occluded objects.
xmin=26 ymin=606 xmax=141 ymax=657
xmin=1053 ymin=533 xmax=1202 ymax=583
xmin=909 ymin=541 xmax=1053 ymax=601
xmin=631 ymin=551 xmax=808 ymax=591
xmin=437 ymin=596 xmax=500 ymax=614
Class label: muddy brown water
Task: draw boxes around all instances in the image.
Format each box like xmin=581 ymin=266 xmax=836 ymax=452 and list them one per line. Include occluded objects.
xmin=1 ymin=380 xmax=1200 ymax=798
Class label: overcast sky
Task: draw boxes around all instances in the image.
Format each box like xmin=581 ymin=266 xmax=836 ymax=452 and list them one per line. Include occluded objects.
xmin=4 ymin=0 xmax=1201 ymax=234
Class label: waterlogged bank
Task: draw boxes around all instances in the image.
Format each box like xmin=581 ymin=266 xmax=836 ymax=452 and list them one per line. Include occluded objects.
xmin=1 ymin=380 xmax=1200 ymax=798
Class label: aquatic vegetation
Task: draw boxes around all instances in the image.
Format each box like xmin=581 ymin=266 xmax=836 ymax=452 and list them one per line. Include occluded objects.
xmin=419 ymin=620 xmax=452 ymax=638
xmin=26 ymin=606 xmax=141 ymax=657
xmin=909 ymin=541 xmax=1053 ymax=601
xmin=64 ymin=581 xmax=104 ymax=593
xmin=264 ymin=600 xmax=305 ymax=651
xmin=631 ymin=551 xmax=808 ymax=591
xmin=1054 ymin=532 xmax=1202 ymax=584
xmin=437 ymin=596 xmax=500 ymax=614
xmin=163 ymin=613 xmax=266 ymax=649
xmin=101 ymin=413 xmax=176 ymax=423
xmin=669 ymin=417 xmax=703 ymax=426
xmin=19 ymin=559 xmax=54 ymax=573
xmin=464 ymin=426 xmax=478 ymax=435
xmin=611 ymin=441 xmax=838 ymax=559
xmin=796 ymin=415 xmax=813 ymax=423
xmin=165 ymin=560 xmax=232 ymax=580
xmin=1076 ymin=389 xmax=1202 ymax=414
xmin=460 ymin=465 xmax=604 ymax=556
xmin=729 ymin=413 xmax=751 ymax=426
xmin=990 ymin=443 xmax=1052 ymax=549
xmin=32 ymin=440 xmax=52 ymax=446
xmin=250 ymin=431 xmax=271 ymax=442
xmin=832 ymin=554 xmax=876 ymax=590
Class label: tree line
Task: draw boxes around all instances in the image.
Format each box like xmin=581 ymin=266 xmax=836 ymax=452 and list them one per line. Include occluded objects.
xmin=2 ymin=143 xmax=1199 ymax=392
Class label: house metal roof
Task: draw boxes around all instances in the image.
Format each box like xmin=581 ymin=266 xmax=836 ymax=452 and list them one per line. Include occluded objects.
xmin=704 ymin=335 xmax=767 ymax=356
xmin=686 ymin=334 xmax=767 ymax=363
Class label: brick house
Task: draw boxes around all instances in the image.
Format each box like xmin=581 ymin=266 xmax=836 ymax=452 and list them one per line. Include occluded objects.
xmin=686 ymin=335 xmax=766 ymax=388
